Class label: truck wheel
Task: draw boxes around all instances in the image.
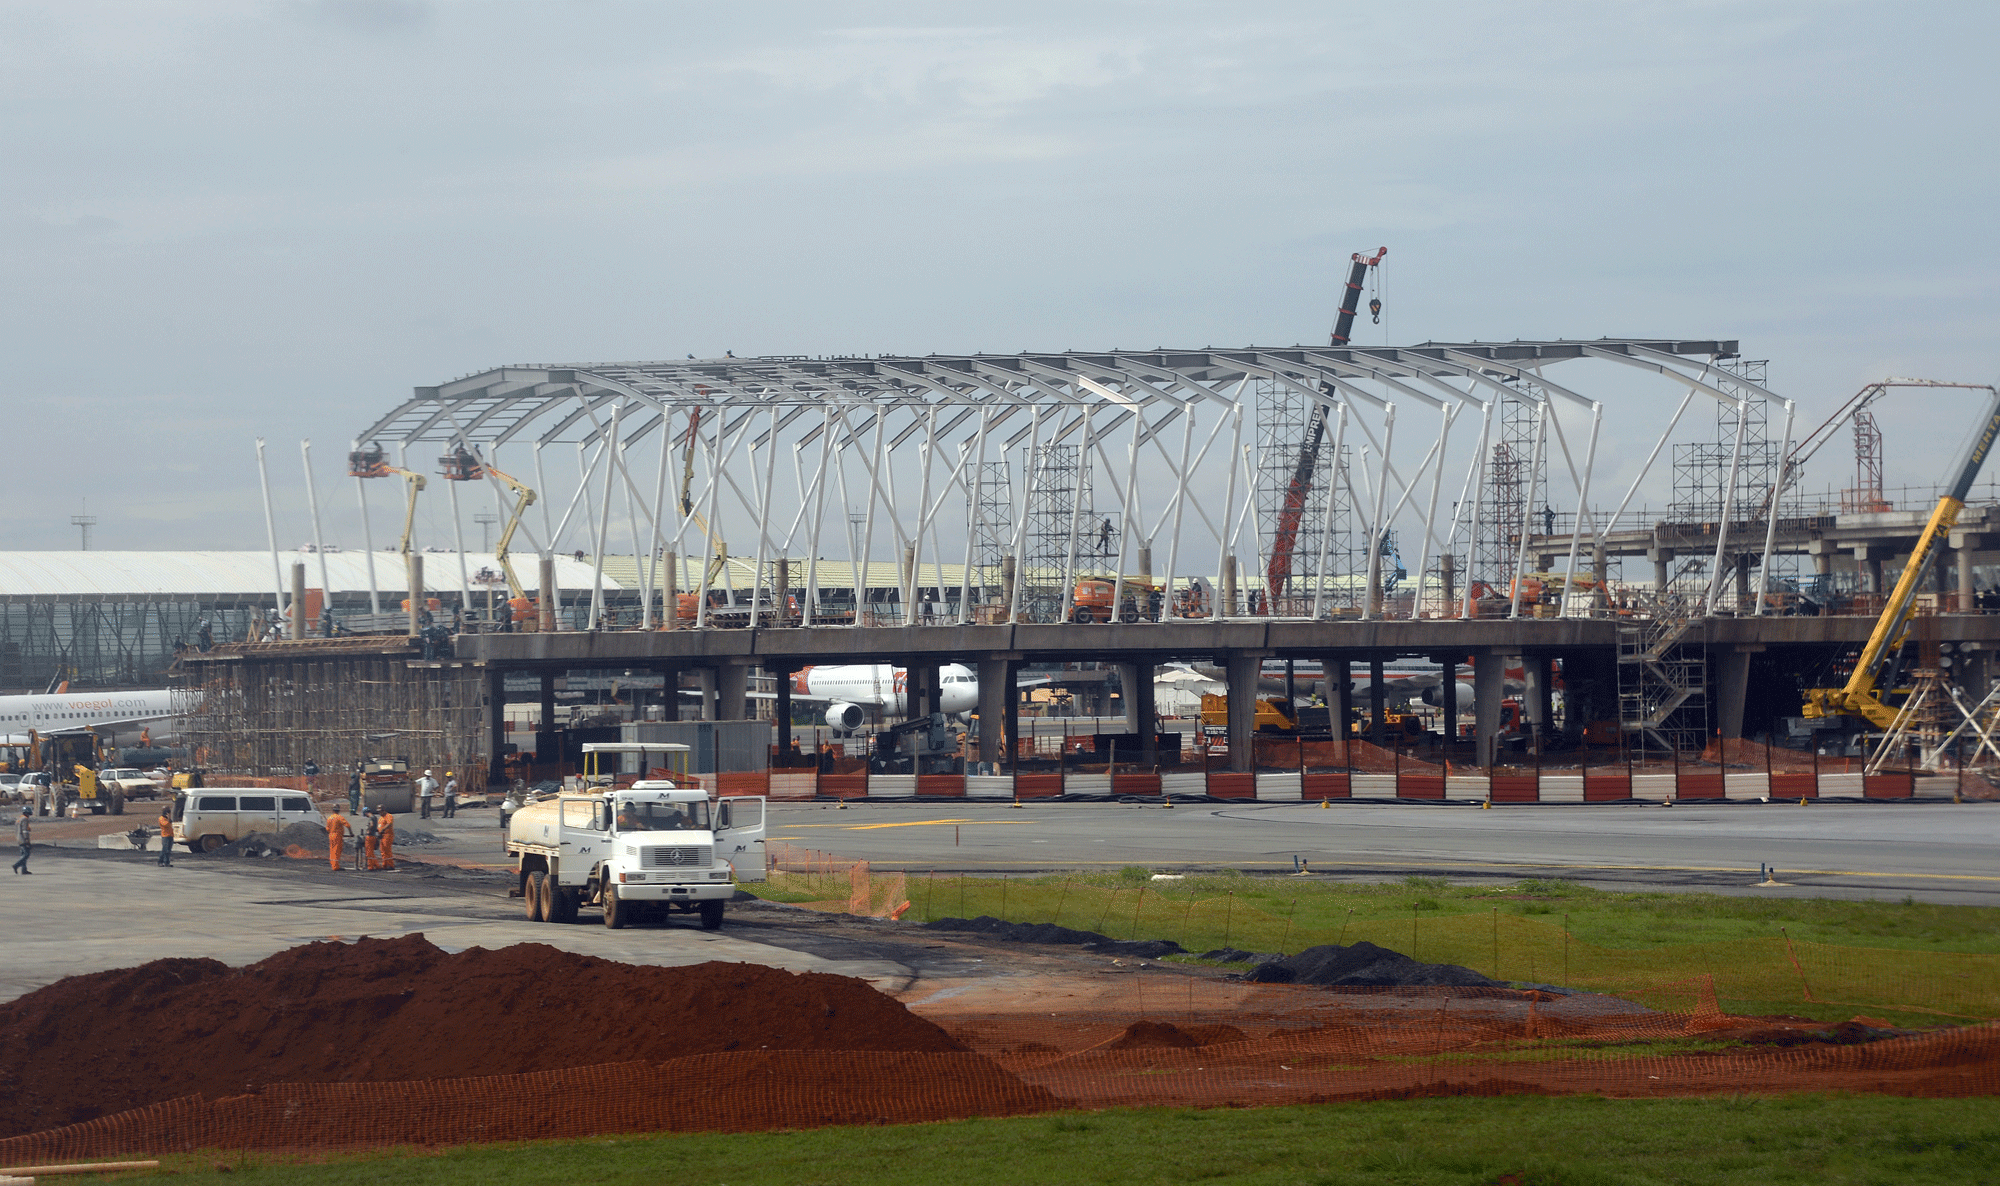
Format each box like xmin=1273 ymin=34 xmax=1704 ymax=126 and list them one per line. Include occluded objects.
xmin=699 ymin=900 xmax=724 ymax=930
xmin=603 ymin=884 xmax=627 ymax=929
xmin=524 ymin=871 xmax=547 ymax=922
xmin=1072 ymin=606 xmax=1094 ymax=623
xmin=111 ymin=795 xmax=126 ymax=816
xmin=198 ymin=834 xmax=226 ymax=853
xmin=538 ymin=873 xmax=563 ymax=923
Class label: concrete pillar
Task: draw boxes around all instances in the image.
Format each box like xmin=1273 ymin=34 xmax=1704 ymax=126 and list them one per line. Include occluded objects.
xmin=1958 ymin=542 xmax=1977 ymax=611
xmin=978 ymin=659 xmax=1010 ymax=765
xmin=1002 ymin=660 xmax=1021 ymax=773
xmin=487 ymin=670 xmax=506 ymax=781
xmin=902 ymin=543 xmax=917 ymax=624
xmin=537 ymin=555 xmax=557 ymax=632
xmin=1648 ymin=547 xmax=1672 ymax=595
xmin=538 ymin=669 xmax=557 ymax=736
xmin=773 ymin=664 xmax=794 ymax=756
xmin=1221 ymin=554 xmax=1237 ymax=620
xmin=1225 ymin=652 xmax=1259 ymax=773
xmin=1593 ymin=544 xmax=1610 ymax=613
xmin=1814 ymin=550 xmax=1832 ymax=576
xmin=291 ymin=562 xmax=307 ymax=641
xmin=775 ymin=558 xmax=791 ymax=625
xmin=1525 ymin=656 xmax=1552 ymax=732
xmin=1473 ymin=651 xmax=1504 ymax=768
xmin=1716 ymin=646 xmax=1757 ymax=740
xmin=1138 ymin=543 xmax=1153 ymax=584
xmin=1000 ymin=556 xmax=1017 ymax=622
xmin=717 ymin=664 xmax=748 ymax=720
xmin=661 ymin=550 xmax=678 ymax=627
xmin=407 ymin=554 xmax=424 ymax=637
xmin=696 ymin=668 xmax=718 ymax=721
xmin=1734 ymin=555 xmax=1752 ymax=612
xmin=1334 ymin=658 xmax=1353 ymax=740
xmin=1439 ymin=655 xmax=1459 ymax=745
xmin=1439 ymin=554 xmax=1457 ymax=615
xmin=1368 ymin=657 xmax=1386 ymax=747
xmin=1132 ymin=663 xmax=1157 ymax=765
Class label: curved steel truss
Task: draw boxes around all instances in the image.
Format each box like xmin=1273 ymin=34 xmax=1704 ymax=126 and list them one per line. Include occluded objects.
xmin=353 ymin=339 xmax=1791 ymax=628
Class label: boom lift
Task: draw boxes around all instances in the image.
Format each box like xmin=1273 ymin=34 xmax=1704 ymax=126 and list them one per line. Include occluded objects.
xmin=673 ymin=409 xmax=734 ymax=623
xmin=1267 ymin=247 xmax=1385 ymax=605
xmin=440 ymin=447 xmax=538 ymax=619
xmin=347 ymin=441 xmax=428 ymax=559
xmin=1802 ymin=386 xmax=2000 ymax=730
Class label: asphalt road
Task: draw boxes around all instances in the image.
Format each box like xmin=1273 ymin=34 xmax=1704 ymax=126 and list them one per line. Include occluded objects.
xmin=770 ymin=799 xmax=2000 ymax=906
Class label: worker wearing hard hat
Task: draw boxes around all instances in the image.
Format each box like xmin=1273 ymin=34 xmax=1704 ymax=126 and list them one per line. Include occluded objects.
xmin=416 ymin=769 xmax=439 ymax=820
xmin=362 ymin=808 xmax=382 ymax=871
xmin=442 ymin=770 xmax=459 ymax=819
xmin=156 ymin=806 xmax=174 ymax=867
xmin=325 ymin=805 xmax=354 ymax=872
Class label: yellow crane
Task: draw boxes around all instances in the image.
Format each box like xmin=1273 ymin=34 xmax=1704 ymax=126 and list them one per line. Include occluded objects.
xmin=1803 ymin=386 xmax=2000 ymax=729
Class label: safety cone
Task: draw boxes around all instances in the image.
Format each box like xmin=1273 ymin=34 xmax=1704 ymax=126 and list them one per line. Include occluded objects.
xmin=1319 ymin=798 xmax=1330 ymax=809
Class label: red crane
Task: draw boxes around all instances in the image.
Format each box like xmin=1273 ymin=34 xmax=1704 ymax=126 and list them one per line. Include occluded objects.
xmin=1267 ymin=248 xmax=1386 ymax=604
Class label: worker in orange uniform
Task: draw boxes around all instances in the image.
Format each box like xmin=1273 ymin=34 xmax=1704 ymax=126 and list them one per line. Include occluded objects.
xmin=156 ymin=805 xmax=175 ymax=867
xmin=362 ymin=808 xmax=381 ymax=871
xmin=376 ymin=807 xmax=396 ymax=870
xmin=325 ymin=805 xmax=353 ymax=872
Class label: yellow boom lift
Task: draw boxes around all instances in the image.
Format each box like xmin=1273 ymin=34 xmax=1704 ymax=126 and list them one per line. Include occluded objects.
xmin=1803 ymin=386 xmax=2000 ymax=729
xmin=347 ymin=441 xmax=428 ymax=560
xmin=440 ymin=446 xmax=539 ymax=621
xmin=674 ymin=409 xmax=734 ymax=623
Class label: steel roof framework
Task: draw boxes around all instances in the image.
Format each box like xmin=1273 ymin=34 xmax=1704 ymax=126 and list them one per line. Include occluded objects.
xmin=353 ymin=339 xmax=1787 ymax=627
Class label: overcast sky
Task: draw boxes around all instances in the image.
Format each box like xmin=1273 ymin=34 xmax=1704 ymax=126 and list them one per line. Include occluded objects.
xmin=3 ymin=0 xmax=1996 ymax=554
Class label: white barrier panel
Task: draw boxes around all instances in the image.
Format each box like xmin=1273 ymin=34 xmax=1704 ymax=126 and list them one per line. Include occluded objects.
xmin=1539 ymin=774 xmax=1583 ymax=803
xmin=1630 ymin=773 xmax=1675 ymax=802
xmin=1255 ymin=772 xmax=1303 ymax=801
xmin=769 ymin=773 xmax=818 ymax=797
xmin=1915 ymin=775 xmax=1958 ymax=799
xmin=966 ymin=775 xmax=1015 ymax=799
xmin=1066 ymin=773 xmax=1112 ymax=795
xmin=1160 ymin=771 xmax=1208 ymax=797
xmin=1351 ymin=773 xmax=1397 ymax=799
xmin=1819 ymin=772 xmax=1865 ymax=799
xmin=1725 ymin=773 xmax=1770 ymax=801
xmin=869 ymin=774 xmax=916 ymax=799
xmin=1446 ymin=775 xmax=1491 ymax=800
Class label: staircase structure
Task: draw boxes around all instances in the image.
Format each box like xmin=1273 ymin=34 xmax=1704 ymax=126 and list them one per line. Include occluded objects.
xmin=1617 ymin=610 xmax=1709 ymax=757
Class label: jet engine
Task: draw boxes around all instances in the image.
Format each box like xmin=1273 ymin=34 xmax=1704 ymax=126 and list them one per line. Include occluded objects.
xmin=825 ymin=702 xmax=865 ymax=731
xmin=1420 ymin=682 xmax=1476 ymax=711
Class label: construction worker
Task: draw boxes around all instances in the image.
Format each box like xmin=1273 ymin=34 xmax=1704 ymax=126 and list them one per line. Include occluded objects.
xmin=377 ymin=808 xmax=396 ymax=870
xmin=416 ymin=769 xmax=438 ymax=820
xmin=362 ymin=808 xmax=381 ymax=871
xmin=347 ymin=762 xmax=362 ymax=813
xmin=11 ymin=809 xmax=29 ymax=874
xmin=441 ymin=771 xmax=458 ymax=819
xmin=325 ymin=804 xmax=353 ymax=871
xmin=156 ymin=805 xmax=174 ymax=867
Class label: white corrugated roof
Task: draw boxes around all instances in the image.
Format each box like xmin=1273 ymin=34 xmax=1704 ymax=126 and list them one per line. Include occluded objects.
xmin=0 ymin=552 xmax=622 ymax=598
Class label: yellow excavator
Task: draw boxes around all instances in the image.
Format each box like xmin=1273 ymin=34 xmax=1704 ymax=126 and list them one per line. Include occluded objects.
xmin=440 ymin=446 xmax=539 ymax=626
xmin=1803 ymin=386 xmax=2000 ymax=729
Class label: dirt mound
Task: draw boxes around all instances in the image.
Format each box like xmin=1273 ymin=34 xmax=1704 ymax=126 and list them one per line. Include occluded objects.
xmin=923 ymin=915 xmax=1185 ymax=959
xmin=1103 ymin=1020 xmax=1201 ymax=1049
xmin=0 ymin=934 xmax=971 ymax=1138
xmin=1699 ymin=737 xmax=1831 ymax=772
xmin=1246 ymin=941 xmax=1502 ymax=988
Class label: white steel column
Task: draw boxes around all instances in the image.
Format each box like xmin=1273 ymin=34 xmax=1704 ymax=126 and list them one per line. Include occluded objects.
xmin=1752 ymin=399 xmax=1797 ymax=616
xmin=1507 ymin=401 xmax=1548 ymax=619
xmin=1559 ymin=402 xmax=1602 ymax=618
xmin=352 ymin=440 xmax=381 ymax=613
xmin=1360 ymin=404 xmax=1395 ymax=622
xmin=256 ymin=438 xmax=285 ymax=619
xmin=301 ymin=440 xmax=334 ymax=635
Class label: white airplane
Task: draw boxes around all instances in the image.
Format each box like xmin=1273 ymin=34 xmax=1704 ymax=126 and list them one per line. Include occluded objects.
xmin=791 ymin=664 xmax=981 ymax=730
xmin=0 ymin=688 xmax=179 ymax=748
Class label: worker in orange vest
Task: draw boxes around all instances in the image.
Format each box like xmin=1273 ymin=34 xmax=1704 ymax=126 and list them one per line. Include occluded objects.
xmin=156 ymin=806 xmax=175 ymax=868
xmin=362 ymin=808 xmax=382 ymax=871
xmin=325 ymin=805 xmax=353 ymax=871
xmin=377 ymin=808 xmax=396 ymax=870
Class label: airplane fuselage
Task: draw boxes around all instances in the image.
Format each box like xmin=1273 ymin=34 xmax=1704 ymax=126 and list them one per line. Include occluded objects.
xmin=793 ymin=664 xmax=979 ymax=716
xmin=0 ymin=689 xmax=178 ymax=748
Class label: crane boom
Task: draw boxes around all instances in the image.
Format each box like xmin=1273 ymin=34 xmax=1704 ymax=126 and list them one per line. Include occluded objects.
xmin=1804 ymin=385 xmax=2000 ymax=728
xmin=1267 ymin=248 xmax=1384 ymax=603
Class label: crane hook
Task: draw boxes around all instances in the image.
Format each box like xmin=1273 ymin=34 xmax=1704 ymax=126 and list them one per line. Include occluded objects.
xmin=1369 ymin=298 xmax=1382 ymax=324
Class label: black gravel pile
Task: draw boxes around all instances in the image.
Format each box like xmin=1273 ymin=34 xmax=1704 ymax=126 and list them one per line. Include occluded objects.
xmin=923 ymin=916 xmax=1185 ymax=959
xmin=1245 ymin=941 xmax=1501 ymax=988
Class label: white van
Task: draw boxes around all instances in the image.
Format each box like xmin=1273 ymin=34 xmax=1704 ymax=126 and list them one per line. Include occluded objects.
xmin=172 ymin=789 xmax=321 ymax=853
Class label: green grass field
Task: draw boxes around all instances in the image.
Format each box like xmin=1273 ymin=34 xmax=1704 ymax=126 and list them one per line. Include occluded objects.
xmin=121 ymin=1095 xmax=2000 ymax=1185
xmin=752 ymin=870 xmax=2000 ymax=1027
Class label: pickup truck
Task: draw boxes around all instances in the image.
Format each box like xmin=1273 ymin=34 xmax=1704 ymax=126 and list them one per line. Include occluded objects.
xmin=506 ymin=782 xmax=765 ymax=929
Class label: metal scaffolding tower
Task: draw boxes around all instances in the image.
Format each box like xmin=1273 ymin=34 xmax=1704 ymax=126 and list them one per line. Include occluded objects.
xmin=1253 ymin=376 xmax=1351 ymax=614
xmin=1473 ymin=390 xmax=1545 ymax=593
xmin=1020 ymin=442 xmax=1100 ymax=622
xmin=969 ymin=459 xmax=1013 ymax=605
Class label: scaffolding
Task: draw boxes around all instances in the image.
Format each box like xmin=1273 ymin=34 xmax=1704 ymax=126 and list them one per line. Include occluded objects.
xmin=1668 ymin=359 xmax=1782 ymax=604
xmin=1617 ymin=617 xmax=1709 ymax=757
xmin=0 ymin=602 xmax=266 ymax=692
xmin=173 ymin=639 xmax=490 ymax=793
xmin=1253 ymin=377 xmax=1351 ymax=614
xmin=969 ymin=460 xmax=1012 ymax=605
xmin=1472 ymin=389 xmax=1545 ymax=593
xmin=1019 ymin=442 xmax=1103 ymax=622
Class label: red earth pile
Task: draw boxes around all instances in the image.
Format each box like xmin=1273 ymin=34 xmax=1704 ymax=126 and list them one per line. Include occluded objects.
xmin=0 ymin=934 xmax=1019 ymax=1138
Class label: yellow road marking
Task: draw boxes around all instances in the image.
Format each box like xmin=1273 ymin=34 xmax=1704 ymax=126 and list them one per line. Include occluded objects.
xmin=784 ymin=818 xmax=1042 ymax=831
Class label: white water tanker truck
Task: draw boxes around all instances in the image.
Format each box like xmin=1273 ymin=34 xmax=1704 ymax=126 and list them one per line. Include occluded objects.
xmin=505 ymin=743 xmax=765 ymax=929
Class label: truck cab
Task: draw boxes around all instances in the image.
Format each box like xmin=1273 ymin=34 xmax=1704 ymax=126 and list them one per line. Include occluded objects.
xmin=505 ymin=743 xmax=765 ymax=930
